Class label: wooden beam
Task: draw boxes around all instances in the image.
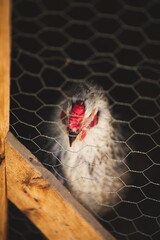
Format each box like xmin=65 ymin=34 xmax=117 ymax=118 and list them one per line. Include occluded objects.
xmin=0 ymin=0 xmax=10 ymax=154
xmin=0 ymin=0 xmax=10 ymax=239
xmin=6 ymin=132 xmax=115 ymax=240
xmin=0 ymin=162 xmax=7 ymax=240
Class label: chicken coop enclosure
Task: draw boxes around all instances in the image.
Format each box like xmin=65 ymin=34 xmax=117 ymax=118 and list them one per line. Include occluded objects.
xmin=0 ymin=0 xmax=160 ymax=239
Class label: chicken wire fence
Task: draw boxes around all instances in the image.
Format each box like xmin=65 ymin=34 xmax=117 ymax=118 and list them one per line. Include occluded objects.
xmin=10 ymin=0 xmax=160 ymax=239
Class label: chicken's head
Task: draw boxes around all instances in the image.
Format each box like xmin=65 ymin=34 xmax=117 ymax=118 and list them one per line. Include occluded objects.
xmin=60 ymin=100 xmax=98 ymax=146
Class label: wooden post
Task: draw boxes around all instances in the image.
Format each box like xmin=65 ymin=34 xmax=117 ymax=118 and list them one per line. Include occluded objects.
xmin=0 ymin=0 xmax=10 ymax=239
xmin=6 ymin=133 xmax=115 ymax=240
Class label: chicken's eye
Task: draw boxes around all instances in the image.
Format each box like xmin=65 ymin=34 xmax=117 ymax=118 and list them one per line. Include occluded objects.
xmin=89 ymin=114 xmax=98 ymax=128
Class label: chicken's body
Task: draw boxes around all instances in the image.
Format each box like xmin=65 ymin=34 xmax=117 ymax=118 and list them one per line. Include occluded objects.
xmin=52 ymin=82 xmax=127 ymax=215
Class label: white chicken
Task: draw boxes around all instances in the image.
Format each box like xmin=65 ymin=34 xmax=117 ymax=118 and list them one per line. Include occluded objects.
xmin=51 ymin=82 xmax=128 ymax=216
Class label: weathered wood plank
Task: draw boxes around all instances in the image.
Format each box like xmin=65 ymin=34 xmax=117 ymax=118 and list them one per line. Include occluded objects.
xmin=0 ymin=161 xmax=7 ymax=240
xmin=6 ymin=132 xmax=115 ymax=240
xmin=0 ymin=0 xmax=10 ymax=154
xmin=0 ymin=0 xmax=10 ymax=239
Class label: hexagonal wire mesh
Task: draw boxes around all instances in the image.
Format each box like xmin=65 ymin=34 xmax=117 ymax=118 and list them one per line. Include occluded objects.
xmin=9 ymin=0 xmax=160 ymax=239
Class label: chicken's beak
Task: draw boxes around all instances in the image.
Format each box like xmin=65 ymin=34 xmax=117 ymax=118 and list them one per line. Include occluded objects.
xmin=68 ymin=129 xmax=78 ymax=147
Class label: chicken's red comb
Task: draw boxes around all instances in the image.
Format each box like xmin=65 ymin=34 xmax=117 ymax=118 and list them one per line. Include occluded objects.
xmin=68 ymin=101 xmax=85 ymax=130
